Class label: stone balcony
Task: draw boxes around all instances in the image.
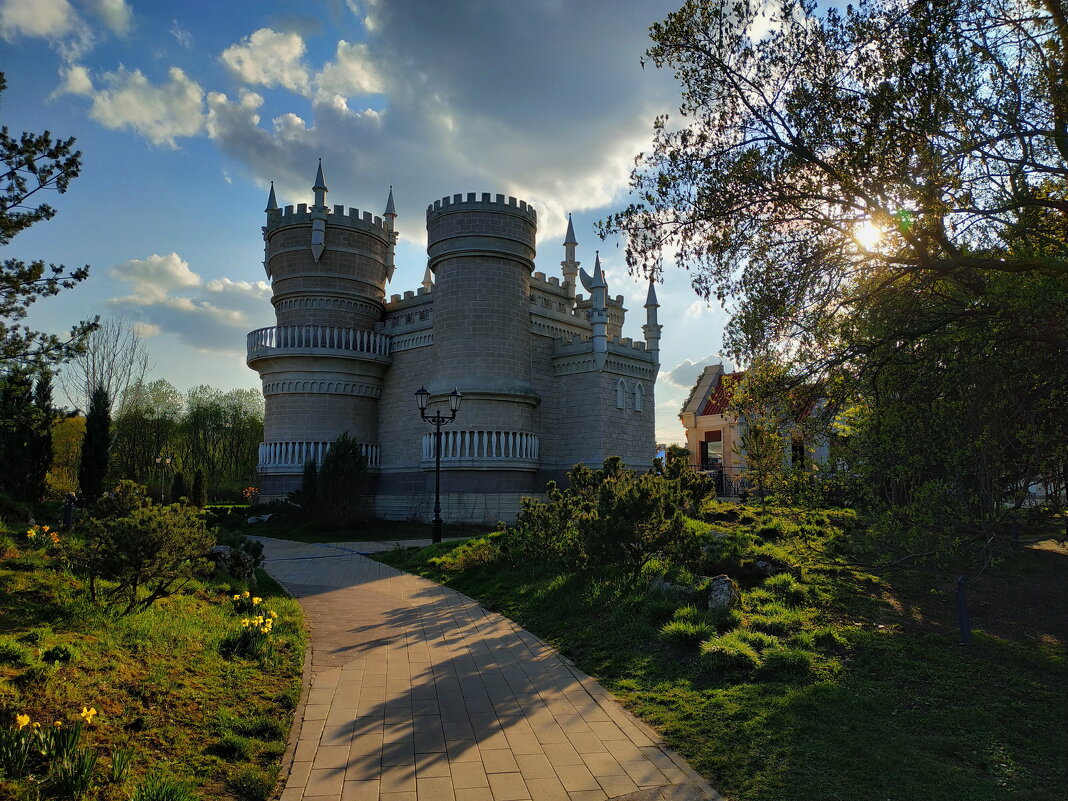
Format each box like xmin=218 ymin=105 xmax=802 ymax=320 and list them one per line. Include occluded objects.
xmin=420 ymin=430 xmax=539 ymax=471
xmin=246 ymin=325 xmax=391 ymax=365
xmin=258 ymin=440 xmax=381 ymax=474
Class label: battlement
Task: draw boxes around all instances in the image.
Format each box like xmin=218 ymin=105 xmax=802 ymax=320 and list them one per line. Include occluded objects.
xmin=425 ymin=192 xmax=538 ymax=224
xmin=266 ymin=204 xmax=388 ymax=236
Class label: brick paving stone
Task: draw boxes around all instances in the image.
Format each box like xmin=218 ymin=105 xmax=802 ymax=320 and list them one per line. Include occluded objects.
xmin=260 ymin=538 xmax=715 ymax=801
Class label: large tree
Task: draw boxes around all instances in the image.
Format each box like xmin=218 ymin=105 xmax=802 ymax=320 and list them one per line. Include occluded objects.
xmin=607 ymin=0 xmax=1068 ymax=529
xmin=1 ymin=72 xmax=95 ymax=369
xmin=60 ymin=314 xmax=152 ymax=413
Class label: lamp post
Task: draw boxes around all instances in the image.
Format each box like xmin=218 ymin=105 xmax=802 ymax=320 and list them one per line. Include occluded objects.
xmin=154 ymin=454 xmax=172 ymax=503
xmin=415 ymin=386 xmax=462 ymax=543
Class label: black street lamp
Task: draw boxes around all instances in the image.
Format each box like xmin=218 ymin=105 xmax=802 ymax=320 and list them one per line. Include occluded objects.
xmin=154 ymin=454 xmax=172 ymax=503
xmin=416 ymin=386 xmax=462 ymax=543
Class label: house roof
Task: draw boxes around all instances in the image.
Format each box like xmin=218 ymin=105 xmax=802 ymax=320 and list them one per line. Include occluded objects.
xmin=701 ymin=371 xmax=746 ymax=416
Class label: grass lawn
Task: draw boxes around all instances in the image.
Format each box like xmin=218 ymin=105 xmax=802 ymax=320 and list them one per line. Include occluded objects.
xmin=244 ymin=514 xmax=487 ymax=544
xmin=0 ymin=524 xmax=305 ymax=801
xmin=372 ymin=509 xmax=1068 ymax=801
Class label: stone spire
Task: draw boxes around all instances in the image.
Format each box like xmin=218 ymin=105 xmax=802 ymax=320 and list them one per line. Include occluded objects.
xmin=384 ymin=186 xmax=398 ymax=281
xmin=561 ymin=213 xmax=579 ymax=300
xmin=262 ymin=182 xmax=276 ymax=279
xmin=642 ymin=278 xmax=662 ymax=366
xmin=588 ymin=252 xmax=608 ymax=364
xmin=310 ymin=160 xmax=327 ymax=262
xmin=312 ymin=159 xmax=328 ymax=208
xmin=265 ymin=181 xmax=278 ymax=213
xmin=421 ymin=264 xmax=433 ymax=292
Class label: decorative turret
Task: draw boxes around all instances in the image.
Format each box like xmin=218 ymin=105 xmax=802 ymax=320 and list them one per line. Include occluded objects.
xmin=265 ymin=181 xmax=278 ymax=213
xmin=580 ymin=252 xmax=609 ymax=365
xmin=421 ymin=265 xmax=433 ymax=292
xmin=310 ymin=159 xmax=328 ymax=262
xmin=262 ymin=182 xmax=277 ymax=278
xmin=561 ymin=214 xmax=579 ymax=300
xmin=643 ymin=278 xmax=662 ymax=365
xmin=384 ymin=186 xmax=398 ymax=281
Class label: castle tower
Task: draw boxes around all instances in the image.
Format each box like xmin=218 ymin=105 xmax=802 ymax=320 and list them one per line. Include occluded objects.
xmin=561 ymin=214 xmax=579 ymax=299
xmin=248 ymin=164 xmax=393 ymax=495
xmin=423 ymin=192 xmax=541 ymax=491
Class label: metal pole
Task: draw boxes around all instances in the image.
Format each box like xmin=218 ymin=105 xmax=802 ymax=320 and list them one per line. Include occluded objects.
xmin=433 ymin=421 xmax=443 ymax=544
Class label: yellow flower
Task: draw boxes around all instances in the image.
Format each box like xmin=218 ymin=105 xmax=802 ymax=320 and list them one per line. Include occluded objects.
xmin=260 ymin=627 xmax=270 ymax=634
xmin=231 ymin=594 xmax=241 ymax=601
xmin=251 ymin=597 xmax=262 ymax=606
xmin=15 ymin=713 xmax=30 ymax=730
xmin=41 ymin=525 xmax=49 ymax=533
xmin=50 ymin=532 xmax=60 ymax=545
xmin=32 ymin=722 xmax=40 ymax=729
xmin=53 ymin=720 xmax=62 ymax=728
xmin=26 ymin=529 xmax=36 ymax=540
xmin=268 ymin=611 xmax=278 ymax=620
xmin=241 ymin=591 xmax=250 ymax=599
xmin=80 ymin=706 xmax=97 ymax=724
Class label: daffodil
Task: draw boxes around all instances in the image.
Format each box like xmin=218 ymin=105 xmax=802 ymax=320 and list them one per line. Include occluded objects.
xmin=232 ymin=594 xmax=241 ymax=601
xmin=79 ymin=706 xmax=97 ymax=724
xmin=53 ymin=720 xmax=62 ymax=728
xmin=32 ymin=722 xmax=40 ymax=729
xmin=15 ymin=713 xmax=30 ymax=730
xmin=268 ymin=611 xmax=278 ymax=620
xmin=251 ymin=597 xmax=262 ymax=606
xmin=41 ymin=525 xmax=49 ymax=533
xmin=241 ymin=590 xmax=250 ymax=599
xmin=26 ymin=529 xmax=36 ymax=540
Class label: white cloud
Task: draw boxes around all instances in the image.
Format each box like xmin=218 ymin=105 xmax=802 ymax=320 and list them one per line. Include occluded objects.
xmin=663 ymin=354 xmax=732 ymax=390
xmin=53 ymin=64 xmax=92 ymax=96
xmin=108 ymin=259 xmax=273 ymax=352
xmin=0 ymin=0 xmax=76 ymax=39
xmin=221 ymin=27 xmax=311 ymax=95
xmin=170 ymin=18 xmax=191 ymax=48
xmin=686 ymin=300 xmax=708 ymax=318
xmin=88 ymin=0 xmax=130 ymax=35
xmin=89 ymin=66 xmax=205 ymax=147
xmin=110 ymin=252 xmax=201 ymax=305
xmin=315 ymin=40 xmax=381 ymax=102
xmin=132 ymin=322 xmax=160 ymax=338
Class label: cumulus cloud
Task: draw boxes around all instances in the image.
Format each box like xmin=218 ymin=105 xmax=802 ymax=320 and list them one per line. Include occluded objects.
xmin=53 ymin=64 xmax=93 ymax=97
xmin=108 ymin=257 xmax=272 ymax=352
xmin=88 ymin=0 xmax=130 ymax=35
xmin=221 ymin=27 xmax=311 ymax=94
xmin=315 ymin=40 xmax=381 ymax=102
xmin=131 ymin=322 xmax=160 ymax=338
xmin=89 ymin=65 xmax=205 ymax=147
xmin=110 ymin=252 xmax=201 ymax=305
xmin=0 ymin=0 xmax=76 ymax=39
xmin=662 ymin=354 xmax=734 ymax=390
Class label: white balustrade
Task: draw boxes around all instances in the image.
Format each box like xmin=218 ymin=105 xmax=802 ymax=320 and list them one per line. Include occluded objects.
xmin=421 ymin=430 xmax=539 ymax=463
xmin=247 ymin=326 xmax=390 ymax=358
xmin=257 ymin=440 xmax=380 ymax=471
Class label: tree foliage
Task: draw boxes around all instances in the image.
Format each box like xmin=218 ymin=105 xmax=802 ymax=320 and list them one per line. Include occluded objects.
xmin=59 ymin=314 xmax=151 ymax=413
xmin=608 ymin=0 xmax=1068 ymax=535
xmin=78 ymin=383 xmax=111 ymax=501
xmin=0 ymin=367 xmax=54 ymax=502
xmin=0 ymin=72 xmax=94 ymax=368
xmin=317 ymin=433 xmax=371 ymax=521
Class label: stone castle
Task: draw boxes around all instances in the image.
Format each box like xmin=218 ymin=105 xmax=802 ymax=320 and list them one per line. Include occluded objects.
xmin=247 ymin=162 xmax=661 ymax=523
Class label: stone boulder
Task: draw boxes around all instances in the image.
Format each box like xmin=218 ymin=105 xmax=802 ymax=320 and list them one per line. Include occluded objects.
xmin=650 ymin=575 xmax=693 ymax=600
xmin=209 ymin=545 xmax=257 ymax=584
xmin=705 ymin=574 xmax=741 ymax=612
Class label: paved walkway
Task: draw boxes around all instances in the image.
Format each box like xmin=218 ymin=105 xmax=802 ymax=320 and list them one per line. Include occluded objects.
xmin=258 ymin=537 xmax=717 ymax=801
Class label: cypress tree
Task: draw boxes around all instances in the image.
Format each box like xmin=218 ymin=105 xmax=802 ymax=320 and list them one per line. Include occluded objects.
xmin=26 ymin=370 xmax=55 ymax=502
xmin=301 ymin=459 xmax=318 ymax=512
xmin=192 ymin=468 xmax=207 ymax=508
xmin=78 ymin=383 xmax=112 ymax=501
xmin=171 ymin=471 xmax=186 ymax=502
xmin=0 ymin=369 xmax=35 ymax=500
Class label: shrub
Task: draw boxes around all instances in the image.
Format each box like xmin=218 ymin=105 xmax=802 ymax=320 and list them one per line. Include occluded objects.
xmin=78 ymin=501 xmax=215 ymax=615
xmin=88 ymin=480 xmax=151 ymax=520
xmin=192 ymin=469 xmax=207 ymax=509
xmin=429 ymin=536 xmax=502 ymax=572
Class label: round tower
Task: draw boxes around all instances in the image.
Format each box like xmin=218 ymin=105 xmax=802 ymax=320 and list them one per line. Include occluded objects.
xmin=421 ymin=193 xmax=540 ymax=487
xmin=248 ymin=163 xmax=394 ymax=496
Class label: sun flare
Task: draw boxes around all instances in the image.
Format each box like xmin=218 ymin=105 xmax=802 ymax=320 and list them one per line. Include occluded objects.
xmin=854 ymin=220 xmax=882 ymax=251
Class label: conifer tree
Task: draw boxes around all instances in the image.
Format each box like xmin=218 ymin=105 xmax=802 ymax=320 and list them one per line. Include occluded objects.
xmin=192 ymin=468 xmax=207 ymax=508
xmin=171 ymin=471 xmax=186 ymax=502
xmin=78 ymin=382 xmax=111 ymax=501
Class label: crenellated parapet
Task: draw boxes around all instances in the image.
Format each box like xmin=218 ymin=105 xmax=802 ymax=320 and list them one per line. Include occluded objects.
xmin=265 ymin=203 xmax=389 ymax=237
xmin=426 ymin=193 xmax=538 ymax=274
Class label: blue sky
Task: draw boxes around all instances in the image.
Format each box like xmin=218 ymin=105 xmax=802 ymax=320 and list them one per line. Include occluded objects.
xmin=2 ymin=0 xmax=734 ymax=444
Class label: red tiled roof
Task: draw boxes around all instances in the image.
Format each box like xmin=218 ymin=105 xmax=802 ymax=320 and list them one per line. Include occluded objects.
xmin=701 ymin=371 xmax=745 ymax=416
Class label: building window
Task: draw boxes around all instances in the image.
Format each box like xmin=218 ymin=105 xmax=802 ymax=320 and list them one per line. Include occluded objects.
xmin=635 ymin=383 xmax=644 ymax=412
xmin=700 ymin=430 xmax=723 ymax=469
xmin=615 ymin=379 xmax=626 ymax=409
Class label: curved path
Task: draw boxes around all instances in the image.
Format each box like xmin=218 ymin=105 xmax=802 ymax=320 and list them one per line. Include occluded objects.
xmin=258 ymin=537 xmax=718 ymax=801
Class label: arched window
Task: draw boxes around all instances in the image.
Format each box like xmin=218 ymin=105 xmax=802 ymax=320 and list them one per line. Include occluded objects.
xmin=615 ymin=379 xmax=626 ymax=409
xmin=635 ymin=382 xmax=645 ymax=412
